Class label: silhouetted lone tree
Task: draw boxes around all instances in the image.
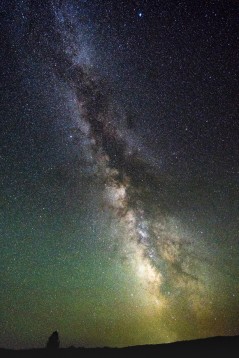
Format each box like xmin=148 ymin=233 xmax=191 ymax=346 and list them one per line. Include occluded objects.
xmin=46 ymin=331 xmax=60 ymax=349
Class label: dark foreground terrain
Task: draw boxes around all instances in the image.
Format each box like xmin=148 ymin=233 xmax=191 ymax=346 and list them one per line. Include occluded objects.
xmin=1 ymin=335 xmax=238 ymax=357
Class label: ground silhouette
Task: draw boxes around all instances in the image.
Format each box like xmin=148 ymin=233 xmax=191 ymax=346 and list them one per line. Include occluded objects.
xmin=0 ymin=335 xmax=238 ymax=357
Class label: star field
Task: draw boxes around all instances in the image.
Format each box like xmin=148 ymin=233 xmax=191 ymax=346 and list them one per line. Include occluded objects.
xmin=0 ymin=0 xmax=238 ymax=349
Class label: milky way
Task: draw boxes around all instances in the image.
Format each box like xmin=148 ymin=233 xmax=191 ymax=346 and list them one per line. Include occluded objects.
xmin=0 ymin=0 xmax=238 ymax=349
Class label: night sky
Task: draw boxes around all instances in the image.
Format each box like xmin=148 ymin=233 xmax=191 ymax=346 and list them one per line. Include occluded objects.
xmin=0 ymin=0 xmax=239 ymax=349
